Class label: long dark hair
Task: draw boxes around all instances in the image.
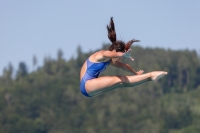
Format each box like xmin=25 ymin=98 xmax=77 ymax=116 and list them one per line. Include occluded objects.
xmin=107 ymin=17 xmax=140 ymax=52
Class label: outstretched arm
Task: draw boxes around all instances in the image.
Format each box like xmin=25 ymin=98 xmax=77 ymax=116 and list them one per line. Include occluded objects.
xmin=94 ymin=50 xmax=135 ymax=63
xmin=101 ymin=50 xmax=124 ymax=58
xmin=101 ymin=49 xmax=134 ymax=59
xmin=111 ymin=61 xmax=144 ymax=75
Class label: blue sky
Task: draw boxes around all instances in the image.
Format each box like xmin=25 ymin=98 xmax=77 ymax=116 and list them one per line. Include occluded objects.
xmin=0 ymin=0 xmax=200 ymax=76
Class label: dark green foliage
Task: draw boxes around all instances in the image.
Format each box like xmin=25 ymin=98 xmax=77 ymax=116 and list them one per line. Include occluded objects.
xmin=0 ymin=45 xmax=200 ymax=133
xmin=16 ymin=62 xmax=28 ymax=81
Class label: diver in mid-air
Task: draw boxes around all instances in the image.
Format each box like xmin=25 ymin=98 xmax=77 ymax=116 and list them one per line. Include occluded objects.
xmin=80 ymin=17 xmax=167 ymax=97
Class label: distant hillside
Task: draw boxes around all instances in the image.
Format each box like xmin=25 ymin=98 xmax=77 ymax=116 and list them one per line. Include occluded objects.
xmin=0 ymin=44 xmax=200 ymax=133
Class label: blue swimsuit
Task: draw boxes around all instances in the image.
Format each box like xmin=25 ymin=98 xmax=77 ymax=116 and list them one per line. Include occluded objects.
xmin=80 ymin=59 xmax=110 ymax=97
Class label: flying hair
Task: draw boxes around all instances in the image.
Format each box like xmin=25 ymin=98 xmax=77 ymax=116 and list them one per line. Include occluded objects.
xmin=107 ymin=17 xmax=140 ymax=52
xmin=107 ymin=17 xmax=116 ymax=43
xmin=125 ymin=39 xmax=140 ymax=51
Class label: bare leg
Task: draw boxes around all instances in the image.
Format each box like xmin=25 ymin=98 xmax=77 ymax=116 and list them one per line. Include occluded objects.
xmin=123 ymin=78 xmax=151 ymax=87
xmin=85 ymin=71 xmax=167 ymax=97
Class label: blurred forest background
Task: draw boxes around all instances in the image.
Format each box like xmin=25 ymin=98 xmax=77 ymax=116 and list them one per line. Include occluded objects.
xmin=0 ymin=44 xmax=200 ymax=133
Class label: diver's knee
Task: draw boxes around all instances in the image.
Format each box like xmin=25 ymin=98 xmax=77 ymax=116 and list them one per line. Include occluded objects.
xmin=116 ymin=75 xmax=130 ymax=84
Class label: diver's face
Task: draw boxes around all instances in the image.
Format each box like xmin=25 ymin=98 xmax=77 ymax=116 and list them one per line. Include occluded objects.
xmin=111 ymin=49 xmax=123 ymax=62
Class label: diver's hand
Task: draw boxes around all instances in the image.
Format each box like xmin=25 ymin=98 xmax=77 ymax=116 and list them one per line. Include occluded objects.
xmin=136 ymin=70 xmax=144 ymax=75
xmin=123 ymin=49 xmax=134 ymax=61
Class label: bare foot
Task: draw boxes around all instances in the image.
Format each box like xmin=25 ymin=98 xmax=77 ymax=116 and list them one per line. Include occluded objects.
xmin=151 ymin=71 xmax=168 ymax=82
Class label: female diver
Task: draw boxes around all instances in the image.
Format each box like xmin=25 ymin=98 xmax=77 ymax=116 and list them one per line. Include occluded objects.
xmin=80 ymin=17 xmax=167 ymax=97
